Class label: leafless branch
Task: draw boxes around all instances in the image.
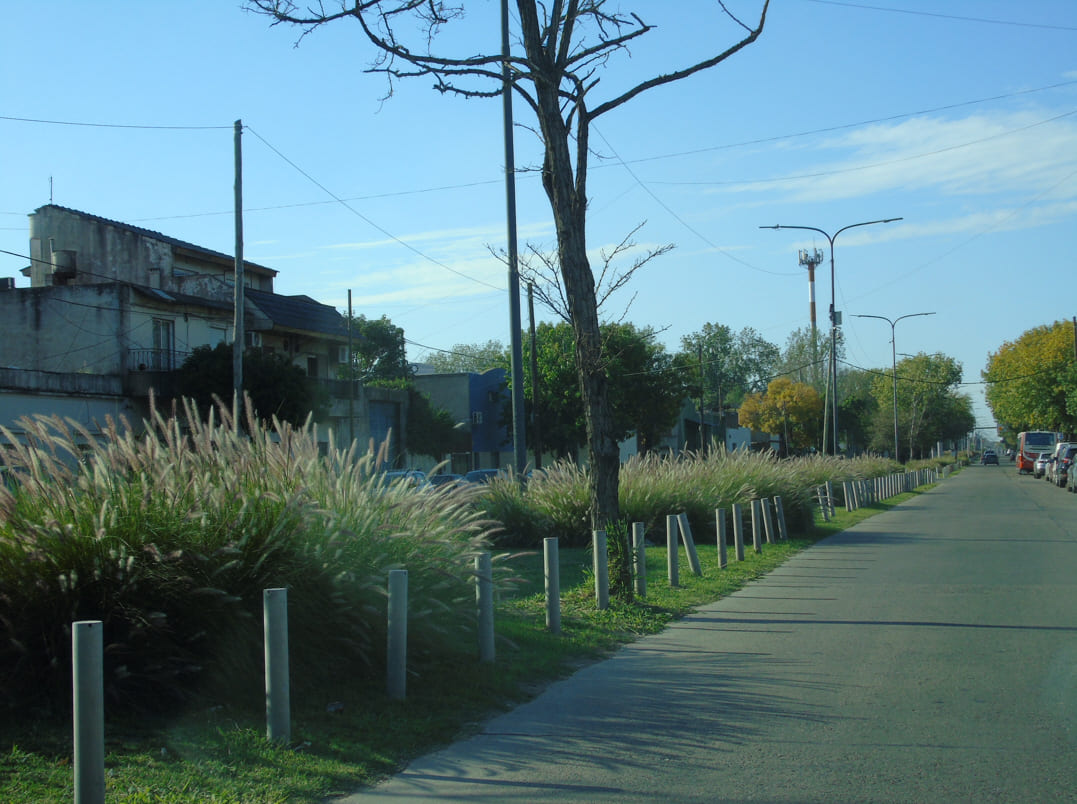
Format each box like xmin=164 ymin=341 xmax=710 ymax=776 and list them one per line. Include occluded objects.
xmin=489 ymin=223 xmax=674 ymax=324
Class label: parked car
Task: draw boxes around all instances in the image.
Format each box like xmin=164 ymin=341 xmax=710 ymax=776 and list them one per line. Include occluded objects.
xmin=377 ymin=469 xmax=430 ymax=489
xmin=1047 ymin=442 xmax=1074 ymax=485
xmin=463 ymin=468 xmax=503 ymax=484
xmin=429 ymin=472 xmax=463 ymax=487
xmin=1055 ymin=445 xmax=1077 ymax=487
xmin=981 ymin=450 xmax=998 ymax=466
xmin=1033 ymin=453 xmax=1050 ymax=479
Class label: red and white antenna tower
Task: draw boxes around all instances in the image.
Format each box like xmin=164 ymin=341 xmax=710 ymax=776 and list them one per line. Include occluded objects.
xmin=798 ymin=248 xmax=825 ymax=331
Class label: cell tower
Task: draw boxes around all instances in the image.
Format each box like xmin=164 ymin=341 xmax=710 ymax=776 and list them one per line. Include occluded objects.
xmin=798 ymin=248 xmax=825 ymax=331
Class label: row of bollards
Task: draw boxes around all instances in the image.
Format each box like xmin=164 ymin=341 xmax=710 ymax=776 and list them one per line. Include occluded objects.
xmin=818 ymin=467 xmax=940 ymax=515
xmin=70 ymin=550 xmax=503 ymax=799
xmin=71 ymin=471 xmax=946 ymax=798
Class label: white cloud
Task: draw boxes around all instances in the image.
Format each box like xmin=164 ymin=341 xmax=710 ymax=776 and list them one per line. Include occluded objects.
xmin=720 ymin=109 xmax=1077 ymax=204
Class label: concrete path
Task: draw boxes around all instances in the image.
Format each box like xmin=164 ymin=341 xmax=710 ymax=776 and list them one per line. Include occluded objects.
xmin=341 ymin=466 xmax=1077 ymax=802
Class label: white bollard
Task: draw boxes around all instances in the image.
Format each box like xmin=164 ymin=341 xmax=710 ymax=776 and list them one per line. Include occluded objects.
xmin=667 ymin=514 xmax=680 ymax=587
xmin=593 ymin=529 xmax=609 ymax=610
xmin=632 ymin=522 xmax=647 ymax=598
xmin=732 ymin=503 xmax=746 ymax=561
xmin=825 ymin=481 xmax=836 ymax=518
xmin=716 ymin=509 xmax=728 ymax=568
xmin=544 ymin=538 xmax=561 ymax=634
xmin=73 ymin=620 xmax=105 ymax=804
xmin=816 ymin=486 xmax=830 ymax=522
xmin=677 ymin=513 xmax=703 ymax=576
xmin=751 ymin=499 xmax=763 ymax=553
xmin=263 ymin=588 xmax=290 ymax=744
xmin=762 ymin=498 xmax=776 ymax=545
xmin=773 ymin=496 xmax=789 ymax=540
xmin=475 ymin=552 xmax=495 ymax=663
xmin=387 ymin=570 xmax=408 ymax=700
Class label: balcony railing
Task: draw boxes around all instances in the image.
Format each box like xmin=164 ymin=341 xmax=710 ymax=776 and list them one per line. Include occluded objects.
xmin=129 ymin=349 xmax=188 ymax=372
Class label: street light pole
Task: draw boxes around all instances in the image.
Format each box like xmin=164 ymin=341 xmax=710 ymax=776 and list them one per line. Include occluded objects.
xmin=760 ymin=218 xmax=901 ymax=455
xmin=854 ymin=312 xmax=936 ymax=462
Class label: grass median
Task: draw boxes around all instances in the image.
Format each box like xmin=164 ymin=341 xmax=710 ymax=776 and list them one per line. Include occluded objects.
xmin=1 ymin=488 xmax=929 ymax=803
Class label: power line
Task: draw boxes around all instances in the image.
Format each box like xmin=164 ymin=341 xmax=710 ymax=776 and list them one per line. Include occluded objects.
xmin=601 ymin=79 xmax=1077 ymax=168
xmin=591 ymin=125 xmax=798 ymax=278
xmin=805 ymin=0 xmax=1077 ymax=32
xmin=245 ymin=126 xmax=505 ymax=293
xmin=0 ymin=114 xmax=230 ymax=130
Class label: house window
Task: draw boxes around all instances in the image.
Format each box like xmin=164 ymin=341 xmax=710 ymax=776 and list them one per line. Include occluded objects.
xmin=152 ymin=319 xmax=175 ymax=370
xmin=306 ymin=355 xmax=318 ymax=378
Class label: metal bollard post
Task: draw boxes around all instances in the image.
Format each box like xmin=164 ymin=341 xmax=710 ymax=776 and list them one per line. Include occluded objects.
xmin=762 ymin=498 xmax=776 ymax=545
xmin=677 ymin=513 xmax=703 ymax=576
xmin=666 ymin=514 xmax=680 ymax=587
xmin=716 ymin=509 xmax=728 ymax=568
xmin=264 ymin=588 xmax=290 ymax=744
xmin=773 ymin=496 xmax=789 ymax=540
xmin=476 ymin=552 xmax=495 ymax=663
xmin=632 ymin=522 xmax=647 ymax=598
xmin=732 ymin=503 xmax=746 ymax=561
xmin=544 ymin=538 xmax=561 ymax=634
xmin=387 ymin=570 xmax=408 ymax=700
xmin=73 ymin=620 xmax=105 ymax=804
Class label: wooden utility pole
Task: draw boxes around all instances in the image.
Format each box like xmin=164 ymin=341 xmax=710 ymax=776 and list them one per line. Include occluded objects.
xmin=233 ymin=119 xmax=244 ymax=420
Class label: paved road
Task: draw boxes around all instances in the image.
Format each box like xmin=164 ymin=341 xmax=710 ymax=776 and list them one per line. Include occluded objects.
xmin=342 ymin=466 xmax=1077 ymax=802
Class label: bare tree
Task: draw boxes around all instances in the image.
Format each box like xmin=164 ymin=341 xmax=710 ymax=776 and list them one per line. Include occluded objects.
xmin=490 ymin=222 xmax=674 ymax=324
xmin=512 ymin=223 xmax=675 ymax=325
xmin=250 ymin=0 xmax=770 ymax=530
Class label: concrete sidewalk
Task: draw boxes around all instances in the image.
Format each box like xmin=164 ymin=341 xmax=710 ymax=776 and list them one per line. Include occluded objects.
xmin=341 ymin=469 xmax=1077 ymax=802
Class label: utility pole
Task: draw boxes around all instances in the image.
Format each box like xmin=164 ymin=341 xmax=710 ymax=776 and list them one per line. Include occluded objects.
xmin=528 ymin=283 xmax=543 ymax=470
xmin=233 ymin=119 xmax=244 ymax=425
xmin=698 ymin=344 xmax=706 ymax=452
xmin=501 ymin=0 xmax=526 ymax=475
xmin=348 ymin=289 xmax=355 ymax=446
xmin=761 ymin=217 xmax=902 ymax=455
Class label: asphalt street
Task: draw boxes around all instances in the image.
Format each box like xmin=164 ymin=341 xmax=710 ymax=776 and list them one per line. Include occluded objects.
xmin=341 ymin=465 xmax=1077 ymax=802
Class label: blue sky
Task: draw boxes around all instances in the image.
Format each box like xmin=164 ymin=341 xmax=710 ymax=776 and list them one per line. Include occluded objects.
xmin=3 ymin=1 xmax=1076 ymax=431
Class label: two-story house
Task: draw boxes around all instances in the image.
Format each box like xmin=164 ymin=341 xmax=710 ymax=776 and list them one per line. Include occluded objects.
xmin=0 ymin=204 xmax=406 ymax=454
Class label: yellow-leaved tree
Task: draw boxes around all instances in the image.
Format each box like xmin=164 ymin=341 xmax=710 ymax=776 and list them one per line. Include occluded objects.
xmin=739 ymin=377 xmax=823 ymax=456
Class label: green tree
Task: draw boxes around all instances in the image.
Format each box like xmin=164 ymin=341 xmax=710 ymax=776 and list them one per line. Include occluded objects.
xmin=405 ymin=387 xmax=469 ymax=461
xmin=175 ymin=343 xmax=330 ymax=425
xmin=251 ymin=0 xmax=771 ymax=533
xmin=422 ymin=340 xmax=507 ymax=375
xmin=341 ymin=314 xmax=409 ymax=382
xmin=676 ymin=324 xmax=780 ymax=412
xmin=738 ymin=377 xmax=823 ymax=456
xmin=984 ymin=321 xmax=1077 ymax=434
xmin=517 ymin=321 xmax=684 ymax=458
xmin=837 ymin=367 xmax=878 ymax=455
xmin=776 ymin=326 xmax=829 ymax=395
xmin=872 ymin=353 xmax=975 ymax=460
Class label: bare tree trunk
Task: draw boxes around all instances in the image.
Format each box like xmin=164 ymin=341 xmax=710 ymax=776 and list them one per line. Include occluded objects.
xmin=520 ymin=7 xmax=620 ymax=530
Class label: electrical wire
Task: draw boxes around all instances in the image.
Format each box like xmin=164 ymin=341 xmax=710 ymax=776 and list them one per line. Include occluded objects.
xmin=244 ymin=126 xmax=505 ymax=293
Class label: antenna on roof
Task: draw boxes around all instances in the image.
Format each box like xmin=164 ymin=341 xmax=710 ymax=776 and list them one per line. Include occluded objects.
xmin=49 ymin=176 xmax=53 ymax=205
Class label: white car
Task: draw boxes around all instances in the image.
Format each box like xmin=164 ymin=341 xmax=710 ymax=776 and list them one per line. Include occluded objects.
xmin=1033 ymin=453 xmax=1051 ymax=479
